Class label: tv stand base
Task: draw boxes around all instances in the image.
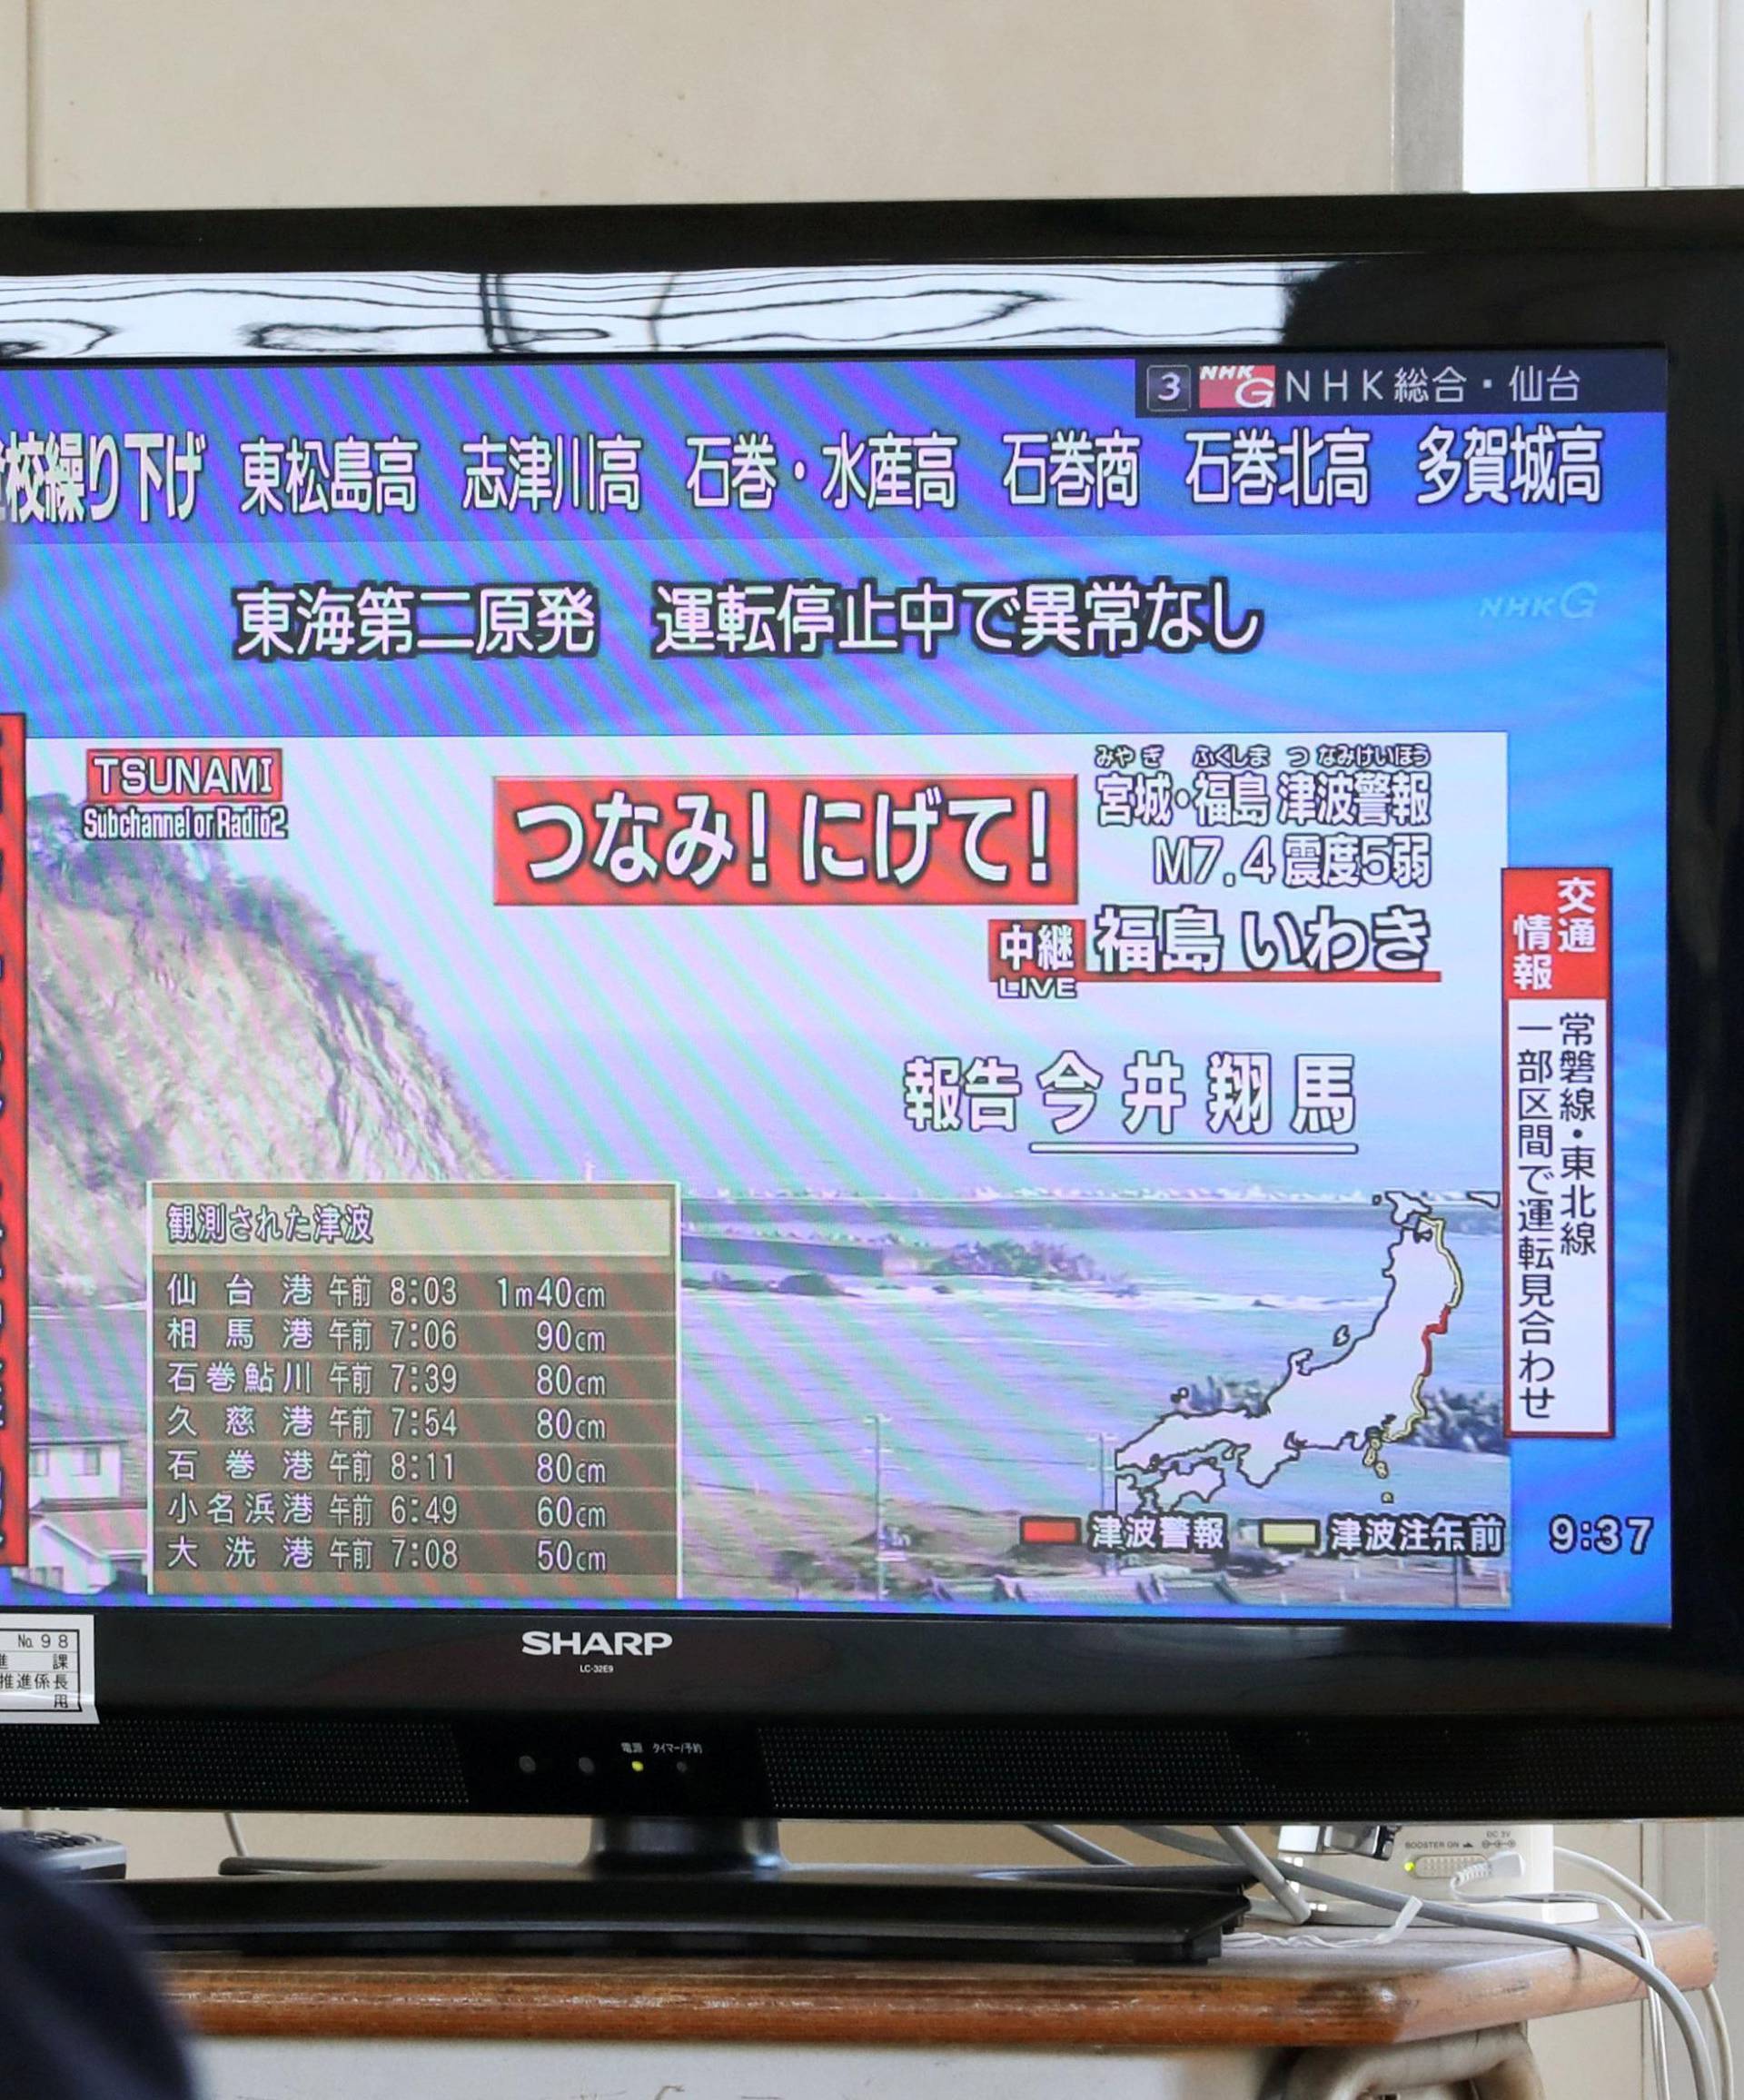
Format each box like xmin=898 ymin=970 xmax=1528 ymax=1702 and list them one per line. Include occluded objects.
xmin=120 ymin=1817 xmax=1249 ymax=1963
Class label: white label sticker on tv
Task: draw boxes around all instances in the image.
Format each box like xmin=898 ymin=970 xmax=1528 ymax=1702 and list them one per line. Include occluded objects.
xmin=0 ymin=1617 xmax=96 ymax=1723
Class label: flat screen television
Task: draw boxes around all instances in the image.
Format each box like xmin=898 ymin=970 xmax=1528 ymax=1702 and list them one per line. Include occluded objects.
xmin=0 ymin=192 xmax=1738 ymax=1830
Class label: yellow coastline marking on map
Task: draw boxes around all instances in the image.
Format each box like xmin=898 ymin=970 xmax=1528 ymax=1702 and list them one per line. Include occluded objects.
xmin=1115 ymin=1194 xmax=1469 ymax=1497
xmin=1363 ymin=1213 xmax=1466 ymax=1478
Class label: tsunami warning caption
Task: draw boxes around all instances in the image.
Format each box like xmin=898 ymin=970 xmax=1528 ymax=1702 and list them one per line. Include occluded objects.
xmin=0 ymin=1616 xmax=97 ymax=1723
xmin=81 ymin=747 xmax=288 ymax=843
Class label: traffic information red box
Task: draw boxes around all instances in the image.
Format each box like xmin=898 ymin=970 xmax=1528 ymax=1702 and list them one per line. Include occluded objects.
xmin=1502 ymin=867 xmax=1614 ymax=1438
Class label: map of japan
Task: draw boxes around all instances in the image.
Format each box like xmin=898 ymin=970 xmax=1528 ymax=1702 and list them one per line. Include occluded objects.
xmin=1116 ymin=1193 xmax=1467 ymax=1505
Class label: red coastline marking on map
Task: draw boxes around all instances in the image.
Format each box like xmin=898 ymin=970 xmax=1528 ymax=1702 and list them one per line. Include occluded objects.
xmin=1419 ymin=1303 xmax=1455 ymax=1379
xmin=1400 ymin=1223 xmax=1465 ymax=1441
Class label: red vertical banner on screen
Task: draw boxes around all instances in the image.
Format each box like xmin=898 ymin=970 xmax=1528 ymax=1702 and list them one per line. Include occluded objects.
xmin=1502 ymin=867 xmax=1613 ymax=1439
xmin=0 ymin=718 xmax=25 ymax=1560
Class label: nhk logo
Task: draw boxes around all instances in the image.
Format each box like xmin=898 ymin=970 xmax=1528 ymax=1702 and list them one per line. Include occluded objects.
xmin=521 ymin=1629 xmax=674 ymax=1659
xmin=1479 ymin=581 xmax=1598 ymax=621
xmin=1198 ymin=362 xmax=1277 ymax=410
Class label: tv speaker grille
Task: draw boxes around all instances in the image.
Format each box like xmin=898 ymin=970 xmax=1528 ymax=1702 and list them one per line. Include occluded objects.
xmin=0 ymin=1715 xmax=468 ymax=1810
xmin=758 ymin=1719 xmax=1744 ymax=1821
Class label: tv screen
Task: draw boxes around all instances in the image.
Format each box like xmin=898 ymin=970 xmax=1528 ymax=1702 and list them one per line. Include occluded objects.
xmin=0 ymin=195 xmax=1735 ymax=1821
xmin=8 ymin=342 xmax=1667 ymax=1631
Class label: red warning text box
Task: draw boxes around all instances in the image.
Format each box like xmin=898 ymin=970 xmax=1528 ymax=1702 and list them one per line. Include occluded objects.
xmin=85 ymin=747 xmax=283 ymax=804
xmin=495 ymin=776 xmax=1078 ymax=906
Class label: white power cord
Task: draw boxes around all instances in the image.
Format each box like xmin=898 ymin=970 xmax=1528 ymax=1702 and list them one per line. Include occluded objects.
xmin=1557 ymin=1847 xmax=1676 ymax=1923
xmin=1589 ymin=1891 xmax=1672 ymax=2100
xmin=1449 ymin=1847 xmax=1525 ymax=1891
xmin=1445 ymin=1872 xmax=1673 ymax=2100
xmin=1124 ymin=1824 xmax=1718 ymax=2100
xmin=1556 ymin=1844 xmax=1734 ymax=2100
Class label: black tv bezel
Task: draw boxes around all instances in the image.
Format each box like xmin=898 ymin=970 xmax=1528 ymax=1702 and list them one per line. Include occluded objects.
xmin=3 ymin=189 xmax=1743 ymax=1820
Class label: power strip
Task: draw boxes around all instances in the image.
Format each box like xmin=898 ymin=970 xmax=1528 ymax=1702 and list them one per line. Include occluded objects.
xmin=1276 ymin=1822 xmax=1600 ymax=1924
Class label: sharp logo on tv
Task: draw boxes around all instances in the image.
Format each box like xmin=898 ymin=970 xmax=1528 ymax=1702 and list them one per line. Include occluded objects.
xmin=520 ymin=1629 xmax=675 ymax=1659
xmin=1197 ymin=362 xmax=1277 ymax=409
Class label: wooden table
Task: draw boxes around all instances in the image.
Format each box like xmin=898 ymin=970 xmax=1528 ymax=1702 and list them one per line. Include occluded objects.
xmin=165 ymin=1920 xmax=1716 ymax=2100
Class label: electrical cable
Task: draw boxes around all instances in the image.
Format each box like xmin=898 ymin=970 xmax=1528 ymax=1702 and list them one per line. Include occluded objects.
xmin=1452 ymin=1874 xmax=1673 ymax=2100
xmin=1035 ymin=1819 xmax=1714 ymax=2100
xmin=1557 ymin=1849 xmax=1674 ymax=1921
xmin=1124 ymin=1825 xmax=1717 ymax=2100
xmin=1025 ymin=1821 xmax=1130 ymax=1867
xmin=1592 ymin=1892 xmax=1672 ymax=2100
xmin=1556 ymin=1845 xmax=1733 ymax=2100
xmin=1212 ymin=1820 xmax=1314 ymax=1925
xmin=1289 ymin=1847 xmax=1710 ymax=2100
xmin=223 ymin=1811 xmax=249 ymax=1857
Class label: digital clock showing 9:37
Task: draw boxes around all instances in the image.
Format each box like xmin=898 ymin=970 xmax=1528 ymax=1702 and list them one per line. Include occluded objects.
xmin=1549 ymin=1515 xmax=1656 ymax=1554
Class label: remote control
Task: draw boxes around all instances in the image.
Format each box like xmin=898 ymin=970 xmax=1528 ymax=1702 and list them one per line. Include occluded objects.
xmin=1 ymin=1829 xmax=127 ymax=1878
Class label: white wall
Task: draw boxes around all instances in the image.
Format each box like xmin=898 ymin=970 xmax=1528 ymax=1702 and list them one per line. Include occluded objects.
xmin=1463 ymin=0 xmax=1652 ymax=188
xmin=0 ymin=4 xmax=22 ymax=212
xmin=1666 ymin=0 xmax=1744 ymax=181
xmin=2 ymin=0 xmax=1397 ymax=213
xmin=1463 ymin=0 xmax=1744 ymax=189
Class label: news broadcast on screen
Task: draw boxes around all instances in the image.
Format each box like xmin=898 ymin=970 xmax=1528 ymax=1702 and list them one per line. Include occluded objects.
xmin=0 ymin=340 xmax=1667 ymax=1639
